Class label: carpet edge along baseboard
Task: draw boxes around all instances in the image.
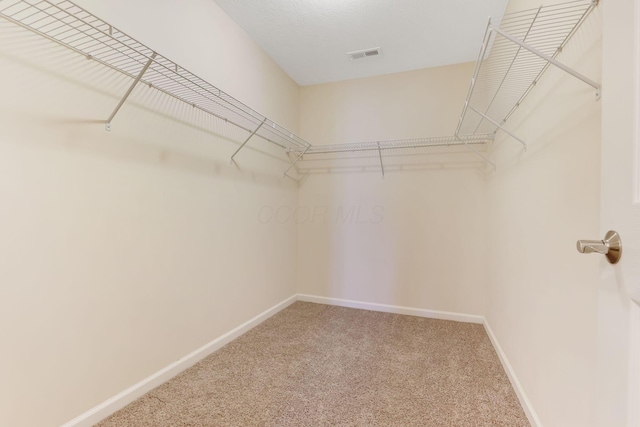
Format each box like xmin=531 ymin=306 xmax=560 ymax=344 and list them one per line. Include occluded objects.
xmin=61 ymin=294 xmax=540 ymax=427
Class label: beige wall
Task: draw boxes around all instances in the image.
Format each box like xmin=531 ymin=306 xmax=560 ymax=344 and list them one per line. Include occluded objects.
xmin=299 ymin=65 xmax=474 ymax=145
xmin=484 ymin=1 xmax=602 ymax=426
xmin=296 ymin=64 xmax=490 ymax=316
xmin=0 ymin=1 xmax=300 ymax=426
xmin=297 ymin=3 xmax=603 ymax=427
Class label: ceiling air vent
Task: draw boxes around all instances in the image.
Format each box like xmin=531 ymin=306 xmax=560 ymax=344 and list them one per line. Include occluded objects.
xmin=347 ymin=47 xmax=382 ymax=61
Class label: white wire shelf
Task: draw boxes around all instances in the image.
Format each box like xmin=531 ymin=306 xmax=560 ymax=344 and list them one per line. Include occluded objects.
xmin=303 ymin=134 xmax=493 ymax=156
xmin=299 ymin=134 xmax=495 ymax=177
xmin=0 ymin=0 xmax=312 ymax=156
xmin=0 ymin=0 xmax=599 ymax=177
xmin=456 ymin=0 xmax=599 ymax=148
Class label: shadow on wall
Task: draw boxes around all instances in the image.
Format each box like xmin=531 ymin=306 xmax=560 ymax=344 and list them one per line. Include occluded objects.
xmin=0 ymin=24 xmax=296 ymax=190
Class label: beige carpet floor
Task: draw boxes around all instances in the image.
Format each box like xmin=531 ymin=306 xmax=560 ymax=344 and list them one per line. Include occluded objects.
xmin=96 ymin=302 xmax=530 ymax=426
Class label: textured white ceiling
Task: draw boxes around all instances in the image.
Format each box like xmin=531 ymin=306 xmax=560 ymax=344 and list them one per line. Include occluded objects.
xmin=212 ymin=0 xmax=509 ymax=86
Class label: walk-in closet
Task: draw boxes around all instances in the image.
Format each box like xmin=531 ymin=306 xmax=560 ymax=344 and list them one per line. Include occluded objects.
xmin=1 ymin=0 xmax=638 ymax=426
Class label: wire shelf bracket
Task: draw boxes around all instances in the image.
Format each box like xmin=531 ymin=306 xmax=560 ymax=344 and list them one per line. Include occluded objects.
xmin=105 ymin=52 xmax=157 ymax=131
xmin=456 ymin=0 xmax=600 ymax=149
xmin=377 ymin=143 xmax=385 ymax=178
xmin=230 ymin=118 xmax=267 ymax=164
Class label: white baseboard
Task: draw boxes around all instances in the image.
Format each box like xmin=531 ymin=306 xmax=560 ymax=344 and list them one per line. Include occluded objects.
xmin=63 ymin=293 xmax=539 ymax=427
xmin=483 ymin=319 xmax=543 ymax=427
xmin=296 ymin=294 xmax=484 ymax=324
xmin=61 ymin=294 xmax=298 ymax=427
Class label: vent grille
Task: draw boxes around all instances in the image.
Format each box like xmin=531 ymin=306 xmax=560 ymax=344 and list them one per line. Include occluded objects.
xmin=347 ymin=47 xmax=382 ymax=61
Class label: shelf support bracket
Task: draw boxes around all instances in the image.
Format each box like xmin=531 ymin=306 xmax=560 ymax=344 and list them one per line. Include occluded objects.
xmin=490 ymin=25 xmax=601 ymax=96
xmin=230 ymin=118 xmax=267 ymax=163
xmin=468 ymin=106 xmax=527 ymax=150
xmin=105 ymin=52 xmax=157 ymax=131
xmin=454 ymin=135 xmax=496 ymax=171
xmin=456 ymin=17 xmax=493 ymax=137
xmin=283 ymin=146 xmax=310 ymax=177
xmin=377 ymin=142 xmax=385 ymax=178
